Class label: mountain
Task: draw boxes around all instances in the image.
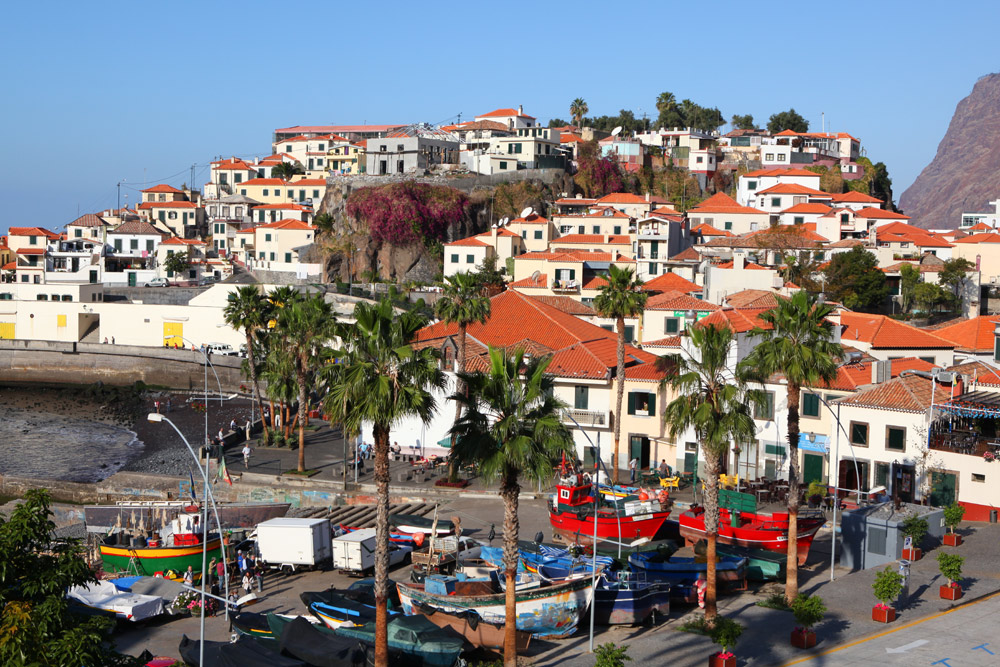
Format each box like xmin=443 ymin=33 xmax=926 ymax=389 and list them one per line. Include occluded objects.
xmin=899 ymin=73 xmax=1000 ymax=229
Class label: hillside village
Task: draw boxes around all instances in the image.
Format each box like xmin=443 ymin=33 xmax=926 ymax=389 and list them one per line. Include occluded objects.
xmin=3 ymin=104 xmax=1000 ymax=523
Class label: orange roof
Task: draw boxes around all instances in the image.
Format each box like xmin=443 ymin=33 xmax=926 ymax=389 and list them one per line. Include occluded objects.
xmin=1 ymin=261 xmax=14 ymax=271
xmin=624 ymin=361 xmax=671 ymax=382
xmin=821 ymin=358 xmax=939 ymax=393
xmin=696 ymin=308 xmax=774 ymax=333
xmin=213 ymin=158 xmax=257 ymax=171
xmin=691 ymin=223 xmax=734 ymax=237
xmin=642 ymin=272 xmax=701 ymax=294
xmin=256 ymin=219 xmax=315 ymax=231
xmin=9 ymin=226 xmax=59 ymax=238
xmin=830 ymin=191 xmax=883 ymax=204
xmin=690 ymin=192 xmax=765 ymax=215
xmin=509 ymin=274 xmax=547 ymax=288
xmin=475 ymin=228 xmax=519 ymax=239
xmin=554 ymin=207 xmax=630 ymax=219
xmin=137 ymin=201 xmax=198 ymax=209
xmin=757 ymin=183 xmax=832 ymax=197
xmin=782 ymin=203 xmax=833 ymax=215
xmin=932 ymin=316 xmax=1000 ymax=352
xmin=594 ymin=193 xmax=652 ymax=205
xmin=836 ymin=373 xmax=938 ymax=413
xmin=17 ymin=248 xmax=46 ymax=255
xmin=716 ymin=261 xmax=768 ymax=270
xmin=240 ymin=178 xmax=289 ymax=187
xmin=857 ymin=207 xmax=910 ymax=220
xmin=510 ymin=213 xmax=548 ymax=225
xmin=445 ymin=236 xmax=491 ymax=247
xmin=951 ymin=232 xmax=1000 ymax=244
xmin=69 ymin=213 xmax=109 ymax=228
xmin=642 ymin=336 xmax=682 ymax=348
xmin=161 ymin=237 xmax=205 ymax=246
xmin=478 ymin=107 xmax=536 ymax=120
xmin=669 ymin=247 xmax=701 ymax=261
xmin=560 ymin=133 xmax=585 ymax=143
xmin=966 ymin=222 xmax=995 ymax=232
xmin=725 ymin=289 xmax=784 ymax=309
xmin=840 ymin=312 xmax=955 ymax=349
xmin=551 ymin=234 xmax=631 ymax=245
xmin=645 ymin=290 xmax=720 ymax=312
xmin=650 ymin=205 xmax=679 ymax=216
xmin=742 ymin=167 xmax=820 ymax=178
xmin=290 ymin=178 xmax=327 ymax=186
xmin=141 ymin=184 xmax=183 ymax=193
xmin=581 ymin=275 xmax=609 ymax=290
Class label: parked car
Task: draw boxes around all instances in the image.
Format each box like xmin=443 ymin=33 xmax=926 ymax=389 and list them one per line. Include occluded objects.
xmin=205 ymin=342 xmax=239 ymax=357
xmin=198 ymin=276 xmax=219 ymax=286
xmin=144 ymin=278 xmax=170 ymax=287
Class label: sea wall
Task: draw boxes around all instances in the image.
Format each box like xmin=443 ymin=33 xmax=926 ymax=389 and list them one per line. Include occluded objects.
xmin=0 ymin=340 xmax=245 ymax=391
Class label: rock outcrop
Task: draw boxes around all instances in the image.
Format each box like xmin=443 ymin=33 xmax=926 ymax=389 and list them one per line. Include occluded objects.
xmin=900 ymin=73 xmax=1000 ymax=228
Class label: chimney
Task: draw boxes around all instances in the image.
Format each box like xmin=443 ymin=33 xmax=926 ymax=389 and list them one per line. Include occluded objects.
xmin=518 ymin=105 xmax=523 ymax=115
xmin=646 ymin=193 xmax=651 ymax=202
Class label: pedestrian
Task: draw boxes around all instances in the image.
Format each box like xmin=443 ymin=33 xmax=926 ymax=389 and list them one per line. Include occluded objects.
xmin=254 ymin=562 xmax=264 ymax=592
xmin=241 ymin=571 xmax=253 ymax=595
xmin=696 ymin=572 xmax=707 ymax=609
xmin=229 ymin=418 xmax=236 ymax=432
xmin=215 ymin=557 xmax=225 ymax=584
xmin=245 ymin=419 xmax=251 ymax=442
xmin=167 ymin=397 xmax=172 ymax=412
xmin=111 ymin=336 xmax=115 ymax=344
xmin=218 ymin=427 xmax=225 ymax=442
xmin=103 ymin=337 xmax=108 ymax=344
xmin=207 ymin=557 xmax=216 ymax=587
xmin=183 ymin=566 xmax=194 ymax=587
xmin=659 ymin=459 xmax=669 ymax=477
xmin=237 ymin=550 xmax=246 ymax=573
xmin=154 ymin=400 xmax=160 ymax=414
xmin=242 ymin=443 xmax=251 ymax=468
xmin=629 ymin=457 xmax=638 ymax=483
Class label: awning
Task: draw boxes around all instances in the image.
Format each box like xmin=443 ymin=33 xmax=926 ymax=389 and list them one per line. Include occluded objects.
xmin=798 ymin=433 xmax=829 ymax=453
xmin=934 ymin=391 xmax=1000 ymax=419
xmin=436 ymin=436 xmax=452 ymax=448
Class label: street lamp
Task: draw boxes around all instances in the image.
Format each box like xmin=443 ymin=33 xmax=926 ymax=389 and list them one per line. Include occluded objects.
xmin=176 ymin=336 xmax=224 ymax=448
xmin=147 ymin=413 xmax=229 ymax=667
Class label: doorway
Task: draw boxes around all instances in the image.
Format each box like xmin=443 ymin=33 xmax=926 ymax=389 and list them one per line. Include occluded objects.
xmin=929 ymin=471 xmax=957 ymax=507
xmin=839 ymin=459 xmax=870 ymax=498
xmin=803 ymin=453 xmax=824 ymax=486
xmin=893 ymin=463 xmax=916 ymax=504
xmin=630 ymin=436 xmax=650 ymax=470
xmin=127 ymin=272 xmax=137 ymax=287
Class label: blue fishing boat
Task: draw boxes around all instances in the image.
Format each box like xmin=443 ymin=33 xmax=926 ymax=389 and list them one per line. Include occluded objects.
xmin=301 ymin=590 xmax=401 ymax=630
xmin=628 ymin=552 xmax=748 ymax=590
xmin=334 ymin=615 xmax=464 ymax=667
xmin=593 ymin=572 xmax=670 ymax=625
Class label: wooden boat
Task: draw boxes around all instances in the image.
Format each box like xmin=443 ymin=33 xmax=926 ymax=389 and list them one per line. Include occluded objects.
xmin=84 ymin=501 xmax=290 ymax=534
xmin=593 ymin=573 xmax=670 ymax=625
xmin=178 ymin=634 xmax=305 ymax=667
xmin=548 ymin=478 xmax=672 ymax=548
xmin=271 ymin=615 xmax=371 ymax=667
xmin=717 ymin=544 xmax=786 ymax=581
xmin=99 ymin=533 xmax=221 ymax=579
xmin=407 ymin=598 xmax=531 ymax=650
xmin=627 ymin=552 xmax=748 ymax=590
xmin=397 ymin=570 xmax=595 ymax=639
xmin=677 ymin=505 xmax=825 ymax=566
xmin=390 ymin=513 xmax=454 ymax=536
xmin=66 ymin=581 xmax=164 ymax=622
xmin=302 ymin=590 xmax=401 ymax=630
xmin=232 ymin=611 xmax=278 ymax=641
xmin=334 ymin=615 xmax=465 ymax=667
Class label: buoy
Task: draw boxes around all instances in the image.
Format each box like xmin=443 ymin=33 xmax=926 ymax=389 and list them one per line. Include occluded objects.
xmin=638 ymin=490 xmax=649 ymax=501
xmin=413 ymin=532 xmax=425 ymax=548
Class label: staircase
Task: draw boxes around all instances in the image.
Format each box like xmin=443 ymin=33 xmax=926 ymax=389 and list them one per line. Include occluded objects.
xmin=80 ymin=321 xmax=102 ymax=344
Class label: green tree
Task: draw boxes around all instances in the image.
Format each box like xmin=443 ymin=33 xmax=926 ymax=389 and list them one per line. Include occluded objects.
xmin=740 ymin=291 xmax=842 ymax=603
xmin=767 ymin=108 xmax=809 ymax=134
xmin=782 ymin=252 xmax=822 ymax=292
xmin=313 ymin=212 xmax=334 ymax=235
xmin=593 ymin=265 xmax=649 ymax=483
xmin=914 ymin=281 xmax=947 ymax=315
xmin=449 ymin=347 xmax=573 ymax=667
xmin=224 ymin=286 xmax=273 ymax=441
xmin=547 ymin=117 xmax=570 ymax=128
xmin=660 ymin=324 xmax=759 ymax=620
xmin=899 ymin=263 xmax=920 ymax=313
xmin=323 ymin=299 xmax=444 ymax=667
xmin=570 ymin=98 xmax=588 ymax=129
xmin=822 ymin=246 xmax=890 ymax=311
xmin=0 ymin=489 xmax=142 ymax=667
xmin=434 ymin=272 xmax=492 ymax=480
xmin=271 ymin=161 xmax=305 ymax=180
xmin=938 ymin=257 xmax=976 ymax=310
xmin=163 ymin=250 xmax=190 ymax=276
xmin=276 ymin=293 xmax=335 ymax=471
xmin=731 ymin=114 xmax=755 ymax=130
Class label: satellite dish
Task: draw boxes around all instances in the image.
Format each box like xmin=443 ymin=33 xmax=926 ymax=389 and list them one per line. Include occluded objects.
xmin=531 ymin=270 xmax=541 ymax=281
xmin=611 ymin=126 xmax=623 ymax=137
xmin=492 ymin=223 xmax=498 ymax=228
xmin=520 ymin=206 xmax=533 ymax=219
xmin=500 ymin=217 xmax=509 ymax=226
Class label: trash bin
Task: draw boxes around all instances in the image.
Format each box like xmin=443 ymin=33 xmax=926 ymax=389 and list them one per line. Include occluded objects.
xmin=991 ymin=509 xmax=998 ymax=524
xmin=897 ymin=559 xmax=910 ymax=605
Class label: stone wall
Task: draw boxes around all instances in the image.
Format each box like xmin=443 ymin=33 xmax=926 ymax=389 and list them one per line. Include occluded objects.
xmin=0 ymin=339 xmax=245 ymax=391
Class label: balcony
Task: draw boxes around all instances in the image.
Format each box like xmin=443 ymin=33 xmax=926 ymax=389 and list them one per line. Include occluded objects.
xmin=562 ymin=409 xmax=609 ymax=428
xmin=552 ymin=279 xmax=580 ymax=293
xmin=929 ymin=431 xmax=1000 ymax=458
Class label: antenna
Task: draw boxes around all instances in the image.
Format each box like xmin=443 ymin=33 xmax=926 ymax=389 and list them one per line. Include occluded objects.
xmin=520 ymin=206 xmax=533 ymax=219
xmin=611 ymin=126 xmax=623 ymax=137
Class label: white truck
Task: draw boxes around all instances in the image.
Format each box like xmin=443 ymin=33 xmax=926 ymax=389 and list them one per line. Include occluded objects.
xmin=332 ymin=528 xmax=413 ymax=575
xmin=255 ymin=518 xmax=332 ymax=574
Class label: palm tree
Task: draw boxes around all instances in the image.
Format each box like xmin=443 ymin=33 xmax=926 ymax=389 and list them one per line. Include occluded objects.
xmin=660 ymin=324 xmax=759 ymax=621
xmin=262 ymin=346 xmax=296 ymax=440
xmin=434 ymin=272 xmax=491 ymax=479
xmin=739 ymin=290 xmax=842 ymax=603
xmin=569 ymin=98 xmax=588 ymax=129
xmin=656 ymin=91 xmax=677 ymax=115
xmin=450 ymin=347 xmax=573 ymax=666
xmin=224 ymin=286 xmax=272 ymax=440
xmin=593 ymin=265 xmax=648 ymax=483
xmin=323 ymin=299 xmax=444 ymax=667
xmin=271 ymin=161 xmax=305 ymax=180
xmin=275 ymin=293 xmax=335 ymax=472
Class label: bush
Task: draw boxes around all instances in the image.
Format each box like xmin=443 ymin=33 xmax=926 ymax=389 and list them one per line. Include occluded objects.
xmin=943 ymin=503 xmax=966 ymax=534
xmin=755 ymin=592 xmax=791 ymax=610
xmin=790 ymin=594 xmax=826 ymax=630
xmin=872 ymin=567 xmax=903 ymax=606
xmin=937 ymin=553 xmax=964 ymax=585
xmin=594 ymin=642 xmax=631 ymax=667
xmin=707 ymin=617 xmax=743 ymax=655
xmin=807 ymin=481 xmax=827 ymax=498
xmin=901 ymin=515 xmax=929 ymax=547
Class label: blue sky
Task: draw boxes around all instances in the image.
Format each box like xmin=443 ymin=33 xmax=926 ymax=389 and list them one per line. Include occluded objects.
xmin=1 ymin=1 xmax=997 ymax=233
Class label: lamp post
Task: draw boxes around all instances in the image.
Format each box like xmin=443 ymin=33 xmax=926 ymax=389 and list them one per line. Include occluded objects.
xmin=147 ymin=413 xmax=228 ymax=667
xmin=177 ymin=336 xmax=224 ymax=450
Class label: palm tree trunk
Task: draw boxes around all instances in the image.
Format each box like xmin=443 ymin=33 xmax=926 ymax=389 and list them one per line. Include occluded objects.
xmin=785 ymin=383 xmax=801 ymax=604
xmin=372 ymin=422 xmax=391 ymax=667
xmin=613 ymin=315 xmax=626 ymax=485
xmin=284 ymin=403 xmax=291 ymax=439
xmin=500 ymin=473 xmax=520 ymax=667
xmin=268 ymin=399 xmax=275 ymax=431
xmin=449 ymin=324 xmax=467 ymax=483
xmin=702 ymin=454 xmax=720 ymax=620
xmin=247 ymin=331 xmax=268 ymax=441
xmin=297 ymin=371 xmax=307 ymax=472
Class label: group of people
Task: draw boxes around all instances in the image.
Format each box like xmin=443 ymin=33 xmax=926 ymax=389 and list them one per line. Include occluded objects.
xmin=629 ymin=457 xmax=674 ymax=483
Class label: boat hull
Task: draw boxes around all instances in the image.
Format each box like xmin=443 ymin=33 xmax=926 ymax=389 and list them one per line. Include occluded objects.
xmin=548 ymin=507 xmax=670 ymax=548
xmin=99 ymin=538 xmax=222 ymax=578
xmin=593 ymin=582 xmax=670 ymax=625
xmin=677 ymin=508 xmax=824 ymax=566
xmin=716 ymin=545 xmax=786 ymax=581
xmin=397 ymin=575 xmax=594 ymax=639
xmin=627 ymin=553 xmax=747 ymax=588
xmin=409 ymin=606 xmax=531 ymax=650
xmin=84 ymin=502 xmax=290 ymax=534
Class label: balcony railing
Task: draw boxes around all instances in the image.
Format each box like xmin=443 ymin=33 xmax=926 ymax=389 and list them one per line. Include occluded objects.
xmin=562 ymin=409 xmax=609 ymax=428
xmin=552 ymin=279 xmax=580 ymax=292
xmin=929 ymin=432 xmax=1000 ymax=458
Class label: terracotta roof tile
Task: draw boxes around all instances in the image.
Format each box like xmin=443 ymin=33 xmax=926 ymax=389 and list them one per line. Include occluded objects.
xmin=550 ymin=233 xmax=631 ymax=245
xmin=857 ymin=207 xmax=910 ymax=219
xmin=510 ymin=213 xmax=549 ymax=225
xmin=781 ymin=203 xmax=833 ymax=214
xmin=642 ymin=272 xmax=701 ymax=294
xmin=757 ymin=183 xmax=832 ymax=197
xmin=932 ymin=316 xmax=1000 ymax=353
xmin=951 ymin=232 xmax=1000 ymax=244
xmin=716 ymin=260 xmax=768 ymax=270
xmin=645 ymin=290 xmax=720 ymax=311
xmin=68 ymin=213 xmax=109 ymax=228
xmin=109 ymin=220 xmax=165 ymax=236
xmin=691 ymin=192 xmax=766 ymax=215
xmin=725 ymin=289 xmax=784 ymax=309
xmin=691 ymin=223 xmax=734 ymax=237
xmin=509 ymin=274 xmax=547 ymax=288
xmin=830 ymin=191 xmax=883 ymax=204
xmin=477 ymin=107 xmax=536 ymax=120
xmin=141 ymin=184 xmax=183 ymax=193
xmin=528 ymin=295 xmax=595 ymax=315
xmin=624 ymin=361 xmax=670 ymax=382
xmin=696 ymin=308 xmax=774 ymax=333
xmin=581 ymin=275 xmax=609 ymax=290
xmin=669 ymin=247 xmax=701 ymax=261
xmin=642 ymin=336 xmax=682 ymax=348
xmin=9 ymin=227 xmax=59 ymax=238
xmin=835 ymin=374 xmax=936 ymax=413
xmin=594 ymin=193 xmax=652 ymax=205
xmin=445 ymin=237 xmax=491 ymax=247
xmin=840 ymin=312 xmax=956 ymax=349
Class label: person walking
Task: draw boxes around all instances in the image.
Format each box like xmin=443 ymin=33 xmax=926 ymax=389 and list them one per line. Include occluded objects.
xmin=183 ymin=566 xmax=194 ymax=587
xmin=236 ymin=550 xmax=246 ymax=574
xmin=244 ymin=419 xmax=251 ymax=442
xmin=254 ymin=562 xmax=264 ymax=593
xmin=629 ymin=457 xmax=638 ymax=483
xmin=242 ymin=443 xmax=251 ymax=469
xmin=215 ymin=557 xmax=225 ymax=585
xmin=241 ymin=571 xmax=253 ymax=595
xmin=659 ymin=459 xmax=669 ymax=477
xmin=217 ymin=427 xmax=225 ymax=442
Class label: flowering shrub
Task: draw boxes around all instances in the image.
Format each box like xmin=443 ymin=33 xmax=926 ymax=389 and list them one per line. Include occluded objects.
xmin=346 ymin=182 xmax=469 ymax=246
xmin=984 ymin=451 xmax=995 ymax=462
xmin=874 ymin=602 xmax=892 ymax=611
xmin=715 ymin=652 xmax=735 ymax=660
xmin=172 ymin=589 xmax=218 ymax=615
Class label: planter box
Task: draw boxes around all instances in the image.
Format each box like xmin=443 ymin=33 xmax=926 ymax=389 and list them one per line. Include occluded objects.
xmin=872 ymin=606 xmax=896 ymax=623
xmin=901 ymin=547 xmax=922 ymax=561
xmin=940 ymin=584 xmax=963 ymax=600
xmin=434 ymin=478 xmax=470 ymax=489
xmin=943 ymin=533 xmax=963 ymax=547
xmin=709 ymin=654 xmax=736 ymax=667
xmin=790 ymin=629 xmax=817 ymax=649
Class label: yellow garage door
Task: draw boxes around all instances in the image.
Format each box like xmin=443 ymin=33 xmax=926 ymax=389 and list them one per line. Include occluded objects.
xmin=163 ymin=322 xmax=183 ymax=347
xmin=0 ymin=322 xmax=13 ymax=339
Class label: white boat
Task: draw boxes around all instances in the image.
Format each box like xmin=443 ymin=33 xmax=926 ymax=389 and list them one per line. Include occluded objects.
xmin=67 ymin=581 xmax=163 ymax=621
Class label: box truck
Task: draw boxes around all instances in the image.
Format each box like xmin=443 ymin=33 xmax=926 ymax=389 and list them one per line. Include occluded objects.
xmin=255 ymin=518 xmax=332 ymax=573
xmin=332 ymin=528 xmax=413 ymax=575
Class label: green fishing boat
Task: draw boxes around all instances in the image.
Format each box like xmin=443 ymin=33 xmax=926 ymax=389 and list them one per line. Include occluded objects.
xmin=717 ymin=544 xmax=786 ymax=581
xmin=335 ymin=615 xmax=464 ymax=667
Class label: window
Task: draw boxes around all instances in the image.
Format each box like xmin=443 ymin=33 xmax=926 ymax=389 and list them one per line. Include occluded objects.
xmin=499 ymin=161 xmax=508 ymax=170
xmin=240 ymin=189 xmax=247 ymax=196
xmin=624 ymin=325 xmax=635 ymax=343
xmin=29 ymin=236 xmax=37 ymax=246
xmin=146 ymin=240 xmax=154 ymax=251
xmin=466 ymin=254 xmax=474 ymax=264
xmin=74 ymin=229 xmax=82 ymax=238
xmin=850 ymin=422 xmax=869 ymax=446
xmin=521 ymin=231 xmax=527 ymax=239
xmin=754 ymin=391 xmax=775 ymax=420
xmin=875 ymin=461 xmax=889 ymax=488
xmin=648 ymin=262 xmax=657 ymax=274
xmin=724 ymin=221 xmax=733 ymax=231
xmin=269 ymin=252 xmax=275 ymax=261
xmin=841 ymin=213 xmax=850 ymax=223
xmin=263 ymin=189 xmax=269 ymax=196
xmin=665 ymin=317 xmax=680 ymax=334
xmin=36 ymin=294 xmax=47 ymax=300
xmin=285 ymin=145 xmax=292 ymax=152
xmin=574 ymin=385 xmax=589 ymax=410
xmin=312 ymin=190 xmax=320 ymax=198
xmin=802 ymin=392 xmax=820 ymax=417
xmin=765 ymin=153 xmax=774 ymax=161
xmin=114 ymin=239 xmax=122 ymax=252
xmin=265 ymin=233 xmax=272 ymax=242
xmin=284 ymin=252 xmax=292 ymax=263
xmin=771 ymin=197 xmax=781 ymax=208
xmin=696 ymin=156 xmax=703 ymax=163
xmin=397 ymin=144 xmax=404 ymax=152
xmin=130 ymin=239 xmax=138 ymax=250
xmin=613 ymin=226 xmax=621 ymax=235
xmin=533 ymin=230 xmax=542 ymax=240
xmin=794 ymin=216 xmax=804 ymax=224
xmin=777 ymin=153 xmax=787 ymax=162
xmin=748 ymin=181 xmax=757 ymax=190
xmin=450 ymin=254 xmax=459 ymax=264
xmin=972 ymin=473 xmax=986 ymax=483
xmin=886 ymin=426 xmax=906 ymax=451
xmin=627 ymin=391 xmax=656 ymax=417
xmin=592 ymin=225 xmax=600 ymax=234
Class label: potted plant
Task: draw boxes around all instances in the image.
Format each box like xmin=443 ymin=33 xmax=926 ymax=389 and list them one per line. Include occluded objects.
xmin=937 ymin=553 xmax=964 ymax=600
xmin=807 ymin=481 xmax=826 ymax=508
xmin=789 ymin=593 xmax=826 ymax=649
xmin=872 ymin=567 xmax=903 ymax=623
xmin=942 ymin=503 xmax=966 ymax=547
xmin=707 ymin=616 xmax=743 ymax=667
xmin=900 ymin=515 xmax=928 ymax=560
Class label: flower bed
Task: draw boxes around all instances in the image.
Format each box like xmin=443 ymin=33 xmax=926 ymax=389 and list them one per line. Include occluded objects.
xmin=172 ymin=589 xmax=218 ymax=616
xmin=434 ymin=478 xmax=470 ymax=489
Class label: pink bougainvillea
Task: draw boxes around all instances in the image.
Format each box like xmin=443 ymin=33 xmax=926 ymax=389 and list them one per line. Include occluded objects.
xmin=346 ymin=182 xmax=469 ymax=246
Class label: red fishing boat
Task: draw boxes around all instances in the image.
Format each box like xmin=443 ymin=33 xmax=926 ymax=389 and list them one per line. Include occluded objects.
xmin=677 ymin=506 xmax=825 ymax=565
xmin=548 ymin=476 xmax=672 ymax=548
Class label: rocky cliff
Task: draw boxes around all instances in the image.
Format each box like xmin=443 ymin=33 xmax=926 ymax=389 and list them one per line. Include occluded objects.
xmin=900 ymin=73 xmax=1000 ymax=228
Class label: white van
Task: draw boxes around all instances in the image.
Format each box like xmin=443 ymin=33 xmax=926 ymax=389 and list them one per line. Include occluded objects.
xmin=205 ymin=342 xmax=238 ymax=356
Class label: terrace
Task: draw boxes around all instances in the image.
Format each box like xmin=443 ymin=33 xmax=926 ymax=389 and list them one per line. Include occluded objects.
xmin=930 ymin=390 xmax=1000 ymax=459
